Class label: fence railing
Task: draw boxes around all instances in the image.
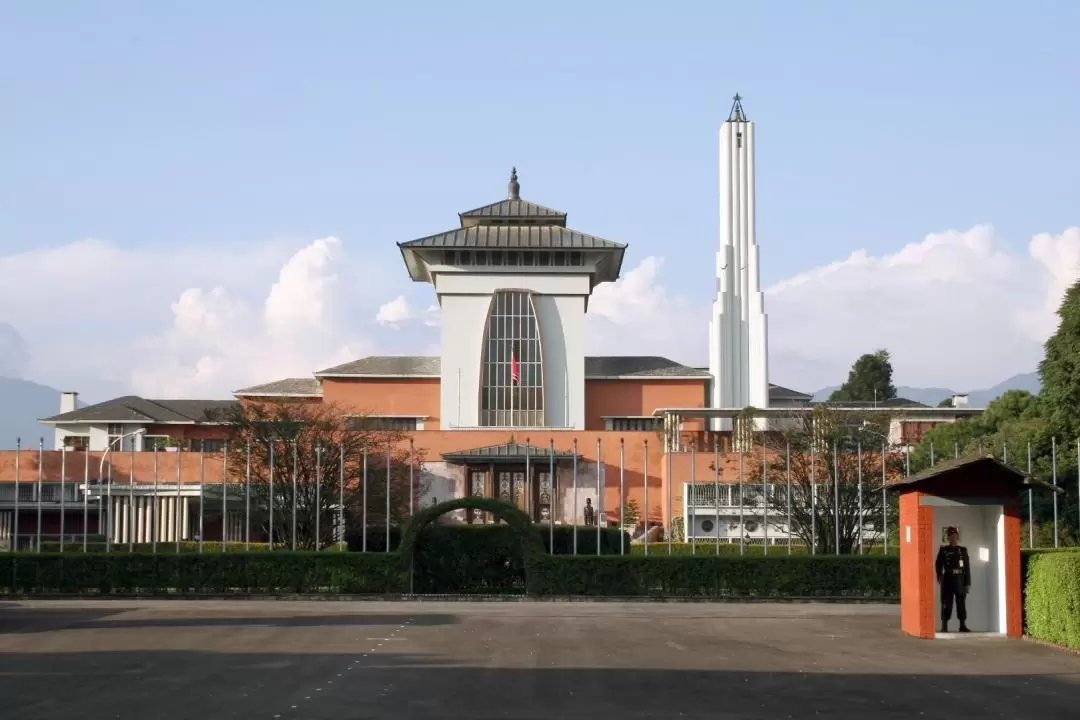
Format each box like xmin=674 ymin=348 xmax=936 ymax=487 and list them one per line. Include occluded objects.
xmin=0 ymin=435 xmax=1076 ymax=555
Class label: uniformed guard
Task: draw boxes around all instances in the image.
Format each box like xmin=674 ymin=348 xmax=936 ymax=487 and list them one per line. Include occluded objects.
xmin=935 ymin=526 xmax=971 ymax=633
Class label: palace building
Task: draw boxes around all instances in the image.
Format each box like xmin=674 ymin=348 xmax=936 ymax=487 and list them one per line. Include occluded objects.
xmin=0 ymin=98 xmax=981 ymax=549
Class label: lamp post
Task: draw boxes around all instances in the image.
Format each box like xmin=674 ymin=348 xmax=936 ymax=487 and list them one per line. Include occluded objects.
xmin=100 ymin=428 xmax=146 ymax=552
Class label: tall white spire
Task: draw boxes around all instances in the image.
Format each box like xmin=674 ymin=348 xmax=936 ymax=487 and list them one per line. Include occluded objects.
xmin=709 ymin=93 xmax=769 ymax=429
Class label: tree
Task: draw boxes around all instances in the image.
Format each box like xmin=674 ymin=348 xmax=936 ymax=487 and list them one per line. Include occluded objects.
xmin=621 ymin=498 xmax=641 ymax=528
xmin=212 ymin=400 xmax=427 ymax=549
xmin=746 ymin=406 xmax=904 ymax=554
xmin=829 ymin=350 xmax=898 ymax=403
xmin=1040 ymin=279 xmax=1080 ymax=443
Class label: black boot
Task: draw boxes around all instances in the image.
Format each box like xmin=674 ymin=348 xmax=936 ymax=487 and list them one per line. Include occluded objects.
xmin=940 ymin=622 xmax=949 ymax=633
xmin=959 ymin=624 xmax=970 ymax=633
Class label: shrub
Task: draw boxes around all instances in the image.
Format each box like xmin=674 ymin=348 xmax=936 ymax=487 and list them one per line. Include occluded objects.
xmin=527 ymin=554 xmax=900 ymax=599
xmin=0 ymin=552 xmax=404 ymax=595
xmin=1023 ymin=549 xmax=1080 ymax=650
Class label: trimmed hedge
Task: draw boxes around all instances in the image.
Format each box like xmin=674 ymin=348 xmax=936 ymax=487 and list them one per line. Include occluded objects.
xmin=1023 ymin=549 xmax=1080 ymax=650
xmin=0 ymin=552 xmax=404 ymax=595
xmin=526 ymin=554 xmax=900 ymax=598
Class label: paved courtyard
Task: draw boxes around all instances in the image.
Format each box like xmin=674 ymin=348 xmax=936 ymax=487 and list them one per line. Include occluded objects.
xmin=1 ymin=600 xmax=1079 ymax=719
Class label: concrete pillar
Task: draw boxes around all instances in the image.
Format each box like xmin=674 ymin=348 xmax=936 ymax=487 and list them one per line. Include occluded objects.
xmin=181 ymin=498 xmax=190 ymax=541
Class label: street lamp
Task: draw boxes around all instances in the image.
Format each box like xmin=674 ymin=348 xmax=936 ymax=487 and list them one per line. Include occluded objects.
xmin=101 ymin=428 xmax=146 ymax=552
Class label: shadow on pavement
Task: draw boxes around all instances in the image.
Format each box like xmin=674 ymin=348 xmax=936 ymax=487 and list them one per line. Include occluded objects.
xmin=0 ymin=648 xmax=1078 ymax=719
xmin=0 ymin=610 xmax=458 ymax=633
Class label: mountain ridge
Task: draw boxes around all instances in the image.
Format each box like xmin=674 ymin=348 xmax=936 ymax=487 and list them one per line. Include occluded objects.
xmin=811 ymin=372 xmax=1041 ymax=407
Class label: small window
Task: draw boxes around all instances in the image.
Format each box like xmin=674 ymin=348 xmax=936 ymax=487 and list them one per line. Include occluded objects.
xmin=442 ymin=250 xmax=457 ymax=265
xmin=143 ymin=435 xmax=171 ymax=451
xmin=107 ymin=424 xmax=126 ymax=436
xmin=506 ymin=252 xmax=519 ymax=266
xmin=569 ymin=251 xmax=583 ymax=265
xmin=346 ymin=416 xmax=419 ymax=431
xmin=553 ymin=252 xmax=566 ymax=266
xmin=459 ymin=251 xmax=472 ymax=265
xmin=737 ymin=132 xmax=743 ymax=148
xmin=537 ymin=253 xmax=550 ymax=266
xmin=490 ymin=252 xmax=502 ymax=266
xmin=190 ymin=438 xmax=226 ymax=453
xmin=491 ymin=219 xmax=503 ymax=225
xmin=522 ymin=251 xmax=535 ymax=266
xmin=476 ymin=251 xmax=488 ymax=265
xmin=63 ymin=435 xmax=89 ymax=451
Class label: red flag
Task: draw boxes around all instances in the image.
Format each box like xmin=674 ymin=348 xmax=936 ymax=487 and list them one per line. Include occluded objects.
xmin=511 ymin=346 xmax=520 ymax=385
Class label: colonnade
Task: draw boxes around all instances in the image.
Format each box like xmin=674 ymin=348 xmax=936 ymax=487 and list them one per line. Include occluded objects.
xmin=109 ymin=496 xmax=191 ymax=544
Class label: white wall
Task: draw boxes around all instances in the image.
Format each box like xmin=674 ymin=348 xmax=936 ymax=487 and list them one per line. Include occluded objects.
xmin=435 ymin=272 xmax=589 ymax=429
xmin=931 ymin=504 xmax=1006 ymax=634
xmin=440 ymin=295 xmax=490 ymax=428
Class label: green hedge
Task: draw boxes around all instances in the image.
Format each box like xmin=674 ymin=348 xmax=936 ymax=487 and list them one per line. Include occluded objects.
xmin=526 ymin=554 xmax=899 ymax=598
xmin=0 ymin=552 xmax=404 ymax=595
xmin=1023 ymin=549 xmax=1080 ymax=650
xmin=409 ymin=524 xmax=627 ymax=594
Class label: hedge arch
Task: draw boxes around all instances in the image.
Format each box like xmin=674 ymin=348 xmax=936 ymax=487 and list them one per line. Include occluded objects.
xmin=397 ymin=497 xmax=546 ymax=567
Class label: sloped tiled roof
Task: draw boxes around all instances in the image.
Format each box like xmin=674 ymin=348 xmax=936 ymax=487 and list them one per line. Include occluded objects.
xmin=584 ymin=356 xmax=711 ymax=378
xmin=41 ymin=397 xmax=238 ymax=424
xmin=234 ymin=378 xmax=322 ymax=397
xmin=316 ymin=356 xmax=441 ymax=377
xmin=316 ymin=355 xmax=708 ymax=379
xmin=398 ymin=225 xmax=625 ymax=251
xmin=442 ymin=441 xmax=578 ymax=463
xmin=768 ymin=383 xmax=813 ymax=401
xmin=459 ymin=198 xmax=566 ymax=219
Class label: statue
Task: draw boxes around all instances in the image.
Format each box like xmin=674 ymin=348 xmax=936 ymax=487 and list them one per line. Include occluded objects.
xmin=583 ymin=497 xmax=595 ymax=526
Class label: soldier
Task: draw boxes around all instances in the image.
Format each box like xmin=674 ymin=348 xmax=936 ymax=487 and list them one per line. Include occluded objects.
xmin=583 ymin=498 xmax=595 ymax=527
xmin=935 ymin=526 xmax=971 ymax=633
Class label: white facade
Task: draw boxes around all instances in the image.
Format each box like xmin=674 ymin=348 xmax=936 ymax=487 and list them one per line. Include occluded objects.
xmin=436 ymin=272 xmax=588 ymax=429
xmin=399 ymin=172 xmax=625 ymax=432
xmin=709 ymin=96 xmax=770 ymax=430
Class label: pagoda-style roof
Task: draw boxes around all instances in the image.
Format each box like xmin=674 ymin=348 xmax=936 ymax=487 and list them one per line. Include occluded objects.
xmin=398 ymin=168 xmax=626 ymax=285
xmin=398 ymin=225 xmax=624 ymax=251
xmin=442 ymin=441 xmax=579 ymax=464
xmin=459 ymin=198 xmax=567 ymax=222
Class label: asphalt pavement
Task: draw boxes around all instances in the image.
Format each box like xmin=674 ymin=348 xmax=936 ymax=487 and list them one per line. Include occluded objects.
xmin=1 ymin=600 xmax=1079 ymax=719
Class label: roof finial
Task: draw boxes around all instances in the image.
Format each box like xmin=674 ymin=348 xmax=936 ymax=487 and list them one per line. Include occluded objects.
xmin=508 ymin=167 xmax=520 ymax=200
xmin=728 ymin=93 xmax=747 ymax=123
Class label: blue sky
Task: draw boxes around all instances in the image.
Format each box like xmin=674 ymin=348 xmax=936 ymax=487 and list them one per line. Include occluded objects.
xmin=1 ymin=1 xmax=1078 ymax=398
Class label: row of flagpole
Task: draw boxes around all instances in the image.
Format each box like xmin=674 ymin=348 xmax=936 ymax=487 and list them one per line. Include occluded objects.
xmin=3 ymin=435 xmax=1078 ymax=553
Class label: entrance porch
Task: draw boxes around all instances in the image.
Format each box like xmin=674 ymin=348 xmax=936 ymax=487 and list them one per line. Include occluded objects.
xmin=442 ymin=442 xmax=579 ymax=523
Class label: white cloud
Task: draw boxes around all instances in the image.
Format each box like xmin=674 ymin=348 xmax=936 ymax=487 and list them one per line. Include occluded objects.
xmin=375 ymin=296 xmax=440 ymax=329
xmin=129 ymin=237 xmax=374 ymax=397
xmin=375 ymin=296 xmax=413 ymax=328
xmin=0 ymin=235 xmax=388 ymax=399
xmin=3 ymin=223 xmax=1078 ymax=403
xmin=590 ymin=225 xmax=1080 ymax=393
xmin=587 ymin=256 xmax=706 ymax=364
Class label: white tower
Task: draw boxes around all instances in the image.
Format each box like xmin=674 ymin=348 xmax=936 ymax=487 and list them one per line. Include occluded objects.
xmin=708 ymin=94 xmax=769 ymax=430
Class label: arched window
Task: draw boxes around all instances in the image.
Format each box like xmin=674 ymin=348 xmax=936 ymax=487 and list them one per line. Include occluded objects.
xmin=479 ymin=290 xmax=544 ymax=427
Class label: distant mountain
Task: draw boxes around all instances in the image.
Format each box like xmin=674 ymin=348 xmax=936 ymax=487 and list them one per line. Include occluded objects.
xmin=0 ymin=377 xmax=65 ymax=449
xmin=813 ymin=372 xmax=1042 ymax=408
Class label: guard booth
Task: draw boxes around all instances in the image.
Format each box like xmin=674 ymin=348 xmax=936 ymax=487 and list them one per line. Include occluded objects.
xmin=888 ymin=455 xmax=1061 ymax=639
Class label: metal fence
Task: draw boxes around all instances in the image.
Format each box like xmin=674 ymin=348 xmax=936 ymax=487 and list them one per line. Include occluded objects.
xmin=0 ymin=435 xmax=1076 ymax=554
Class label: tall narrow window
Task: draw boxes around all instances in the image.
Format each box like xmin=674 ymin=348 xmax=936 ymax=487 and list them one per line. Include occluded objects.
xmin=479 ymin=290 xmax=544 ymax=427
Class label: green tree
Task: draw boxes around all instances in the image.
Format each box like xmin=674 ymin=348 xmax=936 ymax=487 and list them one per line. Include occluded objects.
xmin=748 ymin=406 xmax=904 ymax=554
xmin=829 ymin=349 xmax=898 ymax=403
xmin=213 ymin=400 xmax=426 ymax=548
xmin=1040 ymin=279 xmax=1080 ymax=443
